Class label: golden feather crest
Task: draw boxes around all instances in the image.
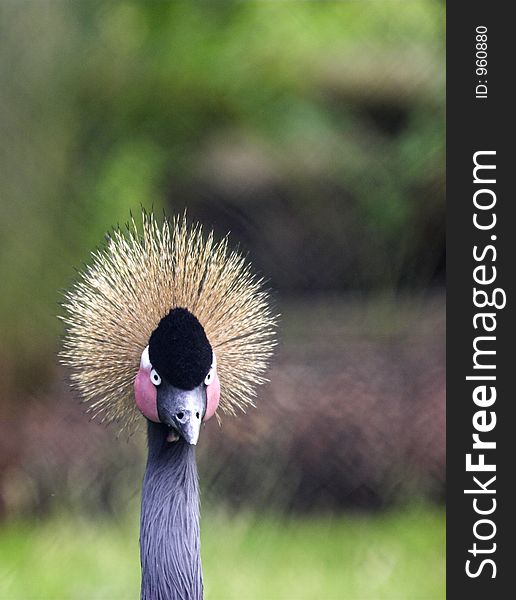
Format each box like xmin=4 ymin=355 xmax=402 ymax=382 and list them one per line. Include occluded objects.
xmin=60 ymin=211 xmax=277 ymax=433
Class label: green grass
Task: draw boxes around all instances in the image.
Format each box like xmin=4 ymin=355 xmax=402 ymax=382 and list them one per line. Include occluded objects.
xmin=0 ymin=507 xmax=444 ymax=600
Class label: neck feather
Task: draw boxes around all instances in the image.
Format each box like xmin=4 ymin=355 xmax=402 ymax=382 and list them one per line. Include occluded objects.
xmin=140 ymin=422 xmax=203 ymax=600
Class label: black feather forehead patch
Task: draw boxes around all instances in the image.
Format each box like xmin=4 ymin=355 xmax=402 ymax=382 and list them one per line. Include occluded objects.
xmin=148 ymin=308 xmax=212 ymax=390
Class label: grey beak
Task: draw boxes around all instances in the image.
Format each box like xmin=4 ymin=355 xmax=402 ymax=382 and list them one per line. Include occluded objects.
xmin=157 ymin=382 xmax=206 ymax=445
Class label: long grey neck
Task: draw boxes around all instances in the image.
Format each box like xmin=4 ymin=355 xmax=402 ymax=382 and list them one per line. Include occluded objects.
xmin=140 ymin=421 xmax=203 ymax=600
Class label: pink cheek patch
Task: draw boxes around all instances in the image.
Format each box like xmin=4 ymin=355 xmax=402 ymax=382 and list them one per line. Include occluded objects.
xmin=204 ymin=371 xmax=220 ymax=422
xmin=134 ymin=368 xmax=160 ymax=423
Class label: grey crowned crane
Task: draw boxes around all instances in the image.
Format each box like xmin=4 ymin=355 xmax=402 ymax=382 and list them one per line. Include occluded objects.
xmin=60 ymin=212 xmax=276 ymax=600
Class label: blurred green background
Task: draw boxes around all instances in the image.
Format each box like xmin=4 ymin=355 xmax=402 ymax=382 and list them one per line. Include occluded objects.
xmin=0 ymin=1 xmax=445 ymax=599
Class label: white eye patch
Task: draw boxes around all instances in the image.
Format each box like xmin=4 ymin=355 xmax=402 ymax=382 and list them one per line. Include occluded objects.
xmin=140 ymin=345 xmax=160 ymax=385
xmin=204 ymin=351 xmax=217 ymax=385
xmin=150 ymin=368 xmax=161 ymax=386
xmin=204 ymin=368 xmax=214 ymax=385
xmin=140 ymin=345 xmax=151 ymax=371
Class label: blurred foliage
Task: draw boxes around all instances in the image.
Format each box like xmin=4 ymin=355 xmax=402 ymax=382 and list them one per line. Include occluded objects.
xmin=0 ymin=0 xmax=444 ymax=392
xmin=200 ymin=295 xmax=445 ymax=512
xmin=0 ymin=507 xmax=445 ymax=600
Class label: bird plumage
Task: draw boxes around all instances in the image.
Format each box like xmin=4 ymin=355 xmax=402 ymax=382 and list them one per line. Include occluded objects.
xmin=60 ymin=211 xmax=276 ymax=432
xmin=60 ymin=210 xmax=276 ymax=599
xmin=140 ymin=425 xmax=202 ymax=600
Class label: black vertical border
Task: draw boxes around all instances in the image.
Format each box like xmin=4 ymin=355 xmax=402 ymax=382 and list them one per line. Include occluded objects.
xmin=447 ymin=2 xmax=514 ymax=598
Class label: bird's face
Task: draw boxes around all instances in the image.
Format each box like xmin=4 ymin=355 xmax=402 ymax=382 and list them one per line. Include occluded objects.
xmin=134 ymin=308 xmax=220 ymax=444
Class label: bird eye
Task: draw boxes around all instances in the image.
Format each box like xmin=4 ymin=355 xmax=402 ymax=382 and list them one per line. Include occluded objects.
xmin=150 ymin=369 xmax=161 ymax=386
xmin=204 ymin=367 xmax=214 ymax=386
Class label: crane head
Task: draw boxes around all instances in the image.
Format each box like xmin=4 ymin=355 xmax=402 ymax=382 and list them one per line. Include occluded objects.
xmin=60 ymin=212 xmax=276 ymax=435
xmin=134 ymin=308 xmax=220 ymax=445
